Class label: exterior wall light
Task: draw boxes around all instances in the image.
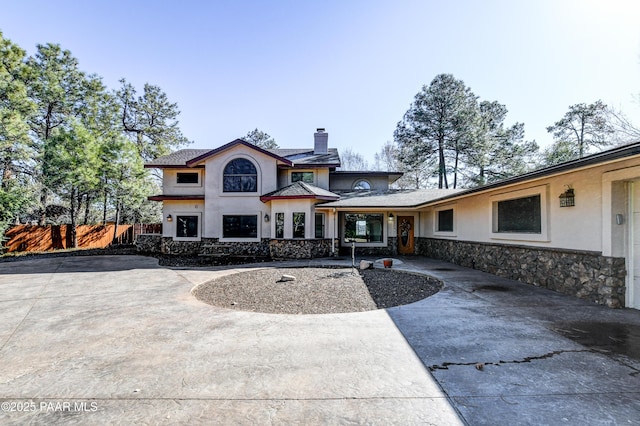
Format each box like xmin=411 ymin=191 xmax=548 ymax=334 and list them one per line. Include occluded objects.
xmin=264 ymin=213 xmax=270 ymax=222
xmin=388 ymin=212 xmax=394 ymax=222
xmin=166 ymin=214 xmax=173 ymax=222
xmin=559 ymin=187 xmax=575 ymax=208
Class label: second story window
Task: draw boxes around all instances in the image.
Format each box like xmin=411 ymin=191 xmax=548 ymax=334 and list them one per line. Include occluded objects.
xmin=292 ymin=171 xmax=314 ymax=184
xmin=353 ymin=179 xmax=371 ymax=190
xmin=176 ymin=172 xmax=199 ymax=184
xmin=223 ymin=158 xmax=257 ymax=192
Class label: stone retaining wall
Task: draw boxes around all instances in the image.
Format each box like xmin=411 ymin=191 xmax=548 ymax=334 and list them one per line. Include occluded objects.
xmin=269 ymin=239 xmax=335 ymax=259
xmin=417 ymin=237 xmax=626 ymax=308
xmin=136 ymin=235 xmax=336 ymax=259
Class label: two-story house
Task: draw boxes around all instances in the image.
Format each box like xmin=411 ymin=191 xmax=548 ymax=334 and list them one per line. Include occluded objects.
xmin=143 ymin=135 xmax=640 ymax=310
xmin=144 ymin=129 xmax=404 ymax=259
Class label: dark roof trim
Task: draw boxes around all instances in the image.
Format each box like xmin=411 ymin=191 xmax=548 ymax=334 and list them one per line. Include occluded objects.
xmin=144 ymin=164 xmax=205 ymax=169
xmin=415 ymin=142 xmax=640 ymax=208
xmin=186 ymin=139 xmax=294 ymax=167
xmin=278 ymin=163 xmax=340 ymax=169
xmin=330 ymin=171 xmax=403 ymax=176
xmin=260 ymin=194 xmax=339 ymax=202
xmin=148 ymin=195 xmax=205 ymax=201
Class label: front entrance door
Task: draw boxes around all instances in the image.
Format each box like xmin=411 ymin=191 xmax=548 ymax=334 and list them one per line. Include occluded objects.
xmin=397 ymin=216 xmax=414 ymax=254
xmin=630 ymin=182 xmax=640 ymax=308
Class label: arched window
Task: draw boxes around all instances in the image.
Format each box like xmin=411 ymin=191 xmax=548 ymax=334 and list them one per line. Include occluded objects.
xmin=352 ymin=179 xmax=371 ymax=190
xmin=223 ymin=158 xmax=257 ymax=192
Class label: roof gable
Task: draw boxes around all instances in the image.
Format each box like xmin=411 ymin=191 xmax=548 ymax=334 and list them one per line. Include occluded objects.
xmin=186 ymin=139 xmax=293 ymax=167
xmin=260 ymin=182 xmax=340 ymax=202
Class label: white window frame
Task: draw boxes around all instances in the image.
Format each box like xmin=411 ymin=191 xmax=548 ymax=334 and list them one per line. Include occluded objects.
xmin=293 ymin=212 xmax=306 ymax=239
xmin=174 ymin=212 xmax=202 ymax=242
xmin=352 ymin=179 xmax=372 ymax=190
xmin=220 ymin=155 xmax=261 ymax=197
xmin=491 ymin=184 xmax=549 ymax=242
xmin=220 ymin=213 xmax=261 ymax=242
xmin=342 ymin=212 xmax=387 ymax=247
xmin=175 ymin=171 xmax=202 ymax=187
xmin=290 ymin=170 xmax=315 ymax=185
xmin=315 ymin=212 xmax=325 ymax=238
xmin=433 ymin=204 xmax=457 ymax=237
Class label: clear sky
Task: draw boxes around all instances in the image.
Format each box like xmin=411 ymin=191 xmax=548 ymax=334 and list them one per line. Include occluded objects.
xmin=3 ymin=0 xmax=640 ymax=165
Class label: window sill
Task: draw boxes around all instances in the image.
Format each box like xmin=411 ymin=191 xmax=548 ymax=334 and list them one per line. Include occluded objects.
xmin=219 ymin=237 xmax=260 ymax=243
xmin=491 ymin=232 xmax=549 ymax=243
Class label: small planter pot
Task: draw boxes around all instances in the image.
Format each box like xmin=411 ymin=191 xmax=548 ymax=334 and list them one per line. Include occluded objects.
xmin=383 ymin=259 xmax=393 ymax=268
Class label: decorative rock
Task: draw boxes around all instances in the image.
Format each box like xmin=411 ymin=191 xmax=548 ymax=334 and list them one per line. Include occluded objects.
xmin=360 ymin=260 xmax=373 ymax=270
xmin=279 ymin=274 xmax=296 ymax=282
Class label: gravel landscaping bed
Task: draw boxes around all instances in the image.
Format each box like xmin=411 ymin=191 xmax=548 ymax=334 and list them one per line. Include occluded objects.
xmin=192 ymin=267 xmax=442 ymax=314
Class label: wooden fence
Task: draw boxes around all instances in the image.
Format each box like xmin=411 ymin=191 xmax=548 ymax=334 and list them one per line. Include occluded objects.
xmin=3 ymin=224 xmax=162 ymax=253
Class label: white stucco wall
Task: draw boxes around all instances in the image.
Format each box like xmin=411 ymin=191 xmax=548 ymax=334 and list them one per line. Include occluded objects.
xmin=268 ymin=199 xmax=320 ymax=239
xmin=419 ymin=158 xmax=640 ymax=253
xmin=201 ymin=145 xmax=278 ymax=240
xmin=162 ymin=200 xmax=205 ymax=240
xmin=275 ymin=168 xmax=330 ymax=189
xmin=162 ymin=169 xmax=205 ymax=195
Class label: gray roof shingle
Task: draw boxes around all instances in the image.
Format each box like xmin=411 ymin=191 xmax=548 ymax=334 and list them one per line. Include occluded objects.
xmin=145 ymin=142 xmax=341 ymax=168
xmin=260 ymin=182 xmax=340 ymax=201
xmin=144 ymin=149 xmax=210 ymax=168
xmin=317 ymin=189 xmax=463 ymax=208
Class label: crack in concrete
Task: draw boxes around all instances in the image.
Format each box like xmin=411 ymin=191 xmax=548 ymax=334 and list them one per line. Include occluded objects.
xmin=428 ymin=349 xmax=593 ymax=371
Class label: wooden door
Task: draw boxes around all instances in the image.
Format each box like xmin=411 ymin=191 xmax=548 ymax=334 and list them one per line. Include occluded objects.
xmin=397 ymin=216 xmax=414 ymax=254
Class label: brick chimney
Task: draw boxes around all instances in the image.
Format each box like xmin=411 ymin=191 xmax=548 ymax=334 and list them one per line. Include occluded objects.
xmin=314 ymin=128 xmax=328 ymax=155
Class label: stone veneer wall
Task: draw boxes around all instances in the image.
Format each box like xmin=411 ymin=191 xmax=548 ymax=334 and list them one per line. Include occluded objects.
xmin=136 ymin=235 xmax=336 ymax=259
xmin=416 ymin=237 xmax=626 ymax=308
xmin=269 ymin=239 xmax=335 ymax=259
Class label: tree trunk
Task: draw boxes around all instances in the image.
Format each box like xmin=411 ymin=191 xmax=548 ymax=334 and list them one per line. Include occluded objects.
xmin=69 ymin=187 xmax=78 ymax=248
xmin=438 ymin=137 xmax=447 ymax=189
xmin=102 ymin=188 xmax=108 ymax=225
xmin=83 ymin=193 xmax=91 ymax=225
xmin=112 ymin=200 xmax=120 ymax=244
xmin=39 ymin=191 xmax=47 ymax=226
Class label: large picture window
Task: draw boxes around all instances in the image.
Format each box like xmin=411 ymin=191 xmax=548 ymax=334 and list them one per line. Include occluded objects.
xmin=496 ymin=195 xmax=541 ymax=233
xmin=223 ymin=158 xmax=257 ymax=192
xmin=344 ymin=213 xmax=383 ymax=243
xmin=223 ymin=215 xmax=258 ymax=238
xmin=176 ymin=215 xmax=198 ymax=238
xmin=293 ymin=212 xmax=305 ymax=238
xmin=437 ymin=209 xmax=454 ymax=232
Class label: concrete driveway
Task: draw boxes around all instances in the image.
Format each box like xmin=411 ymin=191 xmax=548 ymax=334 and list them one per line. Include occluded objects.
xmin=0 ymin=255 xmax=460 ymax=425
xmin=391 ymin=257 xmax=640 ymax=425
xmin=1 ymin=255 xmax=639 ymax=425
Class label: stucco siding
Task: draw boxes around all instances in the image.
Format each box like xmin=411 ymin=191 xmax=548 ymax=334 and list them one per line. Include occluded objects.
xmin=162 ymin=169 xmax=205 ymax=195
xmin=420 ymin=159 xmax=640 ymax=253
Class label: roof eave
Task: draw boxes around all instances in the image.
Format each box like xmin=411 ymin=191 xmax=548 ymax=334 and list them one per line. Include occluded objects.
xmin=260 ymin=195 xmax=340 ymax=203
xmin=148 ymin=195 xmax=205 ymax=201
xmin=415 ymin=142 xmax=640 ymax=208
xmin=144 ymin=164 xmax=205 ymax=169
